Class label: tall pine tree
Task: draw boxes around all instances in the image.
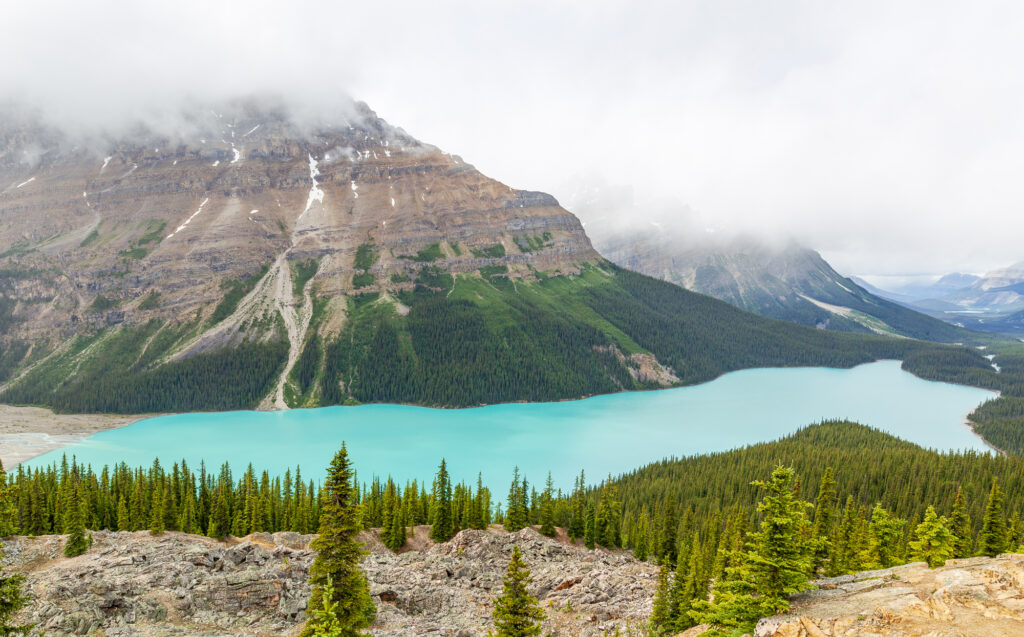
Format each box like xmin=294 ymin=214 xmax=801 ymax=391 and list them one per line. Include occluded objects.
xmin=302 ymin=444 xmax=375 ymax=637
xmin=429 ymin=460 xmax=454 ymax=543
xmin=977 ymin=478 xmax=1008 ymax=557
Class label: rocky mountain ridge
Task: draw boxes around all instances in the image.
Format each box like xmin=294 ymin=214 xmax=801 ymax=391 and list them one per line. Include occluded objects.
xmin=0 ymin=99 xmax=596 ymax=333
xmin=593 ymin=232 xmax=964 ymax=342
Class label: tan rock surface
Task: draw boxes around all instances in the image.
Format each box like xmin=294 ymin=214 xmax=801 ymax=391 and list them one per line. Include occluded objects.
xmin=756 ymin=555 xmax=1024 ymax=637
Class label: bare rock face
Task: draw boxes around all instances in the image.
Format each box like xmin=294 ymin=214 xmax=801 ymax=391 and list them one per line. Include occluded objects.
xmin=2 ymin=527 xmax=655 ymax=636
xmin=756 ymin=555 xmax=1024 ymax=637
xmin=0 ymin=99 xmax=600 ymax=345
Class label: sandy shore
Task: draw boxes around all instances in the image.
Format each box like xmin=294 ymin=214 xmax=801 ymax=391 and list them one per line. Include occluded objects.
xmin=0 ymin=405 xmax=149 ymax=468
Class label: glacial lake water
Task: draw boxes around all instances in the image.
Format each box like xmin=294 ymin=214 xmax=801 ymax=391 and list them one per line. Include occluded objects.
xmin=24 ymin=361 xmax=998 ymax=490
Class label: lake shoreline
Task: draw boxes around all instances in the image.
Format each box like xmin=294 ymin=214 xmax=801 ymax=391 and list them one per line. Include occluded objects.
xmin=0 ymin=405 xmax=152 ymax=468
xmin=18 ymin=361 xmax=998 ymax=490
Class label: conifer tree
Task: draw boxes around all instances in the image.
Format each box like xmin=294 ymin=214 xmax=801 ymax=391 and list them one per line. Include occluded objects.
xmin=949 ymin=485 xmax=973 ymax=558
xmin=567 ymin=471 xmax=585 ymax=540
xmin=539 ymin=473 xmax=555 ymax=538
xmin=490 ymin=546 xmax=545 ymax=637
xmin=696 ymin=466 xmax=816 ymax=627
xmin=658 ymin=502 xmax=678 ymax=565
xmin=116 ymin=496 xmax=129 ymax=532
xmin=504 ymin=468 xmax=529 ymax=532
xmin=0 ymin=462 xmax=17 ymax=538
xmin=584 ymin=500 xmax=596 ymax=550
xmin=977 ymin=478 xmax=1008 ymax=557
xmin=208 ymin=486 xmax=231 ymax=540
xmin=648 ymin=565 xmax=672 ymax=635
xmin=861 ymin=503 xmax=904 ymax=569
xmin=149 ymin=483 xmax=166 ymax=535
xmin=63 ymin=481 xmax=90 ymax=557
xmin=303 ymin=444 xmax=375 ymax=637
xmin=633 ymin=507 xmax=650 ymax=562
xmin=811 ymin=467 xmax=836 ymax=571
xmin=429 ymin=460 xmax=453 ymax=543
xmin=467 ymin=474 xmax=485 ymax=530
xmin=908 ymin=506 xmax=955 ymax=568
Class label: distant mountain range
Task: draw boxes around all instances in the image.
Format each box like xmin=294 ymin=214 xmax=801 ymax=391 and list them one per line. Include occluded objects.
xmin=851 ymin=273 xmax=981 ymax=304
xmin=591 ymin=230 xmax=966 ymax=342
xmin=854 ymin=263 xmax=1024 ymax=337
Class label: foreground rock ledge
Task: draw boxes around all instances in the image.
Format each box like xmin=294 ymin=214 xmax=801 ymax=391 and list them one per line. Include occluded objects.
xmin=2 ymin=526 xmax=655 ymax=636
xmin=755 ymin=554 xmax=1024 ymax=637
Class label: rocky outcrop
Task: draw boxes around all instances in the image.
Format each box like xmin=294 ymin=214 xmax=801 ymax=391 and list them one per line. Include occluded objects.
xmin=2 ymin=526 xmax=656 ymax=636
xmin=756 ymin=554 xmax=1024 ymax=637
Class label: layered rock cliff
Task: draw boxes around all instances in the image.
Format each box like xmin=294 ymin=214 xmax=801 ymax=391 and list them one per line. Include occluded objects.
xmin=0 ymin=99 xmax=598 ymax=345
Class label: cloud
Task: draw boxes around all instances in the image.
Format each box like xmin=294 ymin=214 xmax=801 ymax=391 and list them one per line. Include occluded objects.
xmin=2 ymin=0 xmax=1023 ymax=275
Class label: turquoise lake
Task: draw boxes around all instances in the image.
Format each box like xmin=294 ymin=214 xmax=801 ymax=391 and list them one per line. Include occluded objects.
xmin=24 ymin=361 xmax=998 ymax=490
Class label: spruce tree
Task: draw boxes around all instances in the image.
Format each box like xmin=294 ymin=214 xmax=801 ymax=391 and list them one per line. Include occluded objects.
xmin=0 ymin=462 xmax=17 ymax=537
xmin=977 ymin=478 xmax=1008 ymax=557
xmin=429 ymin=460 xmax=453 ymax=543
xmin=949 ymin=485 xmax=973 ymax=558
xmin=648 ymin=565 xmax=672 ymax=635
xmin=861 ymin=503 xmax=904 ymax=569
xmin=567 ymin=471 xmax=585 ymax=540
xmin=63 ymin=481 xmax=90 ymax=557
xmin=583 ymin=500 xmax=596 ymax=550
xmin=696 ymin=466 xmax=816 ymax=627
xmin=116 ymin=496 xmax=130 ymax=532
xmin=208 ymin=486 xmax=231 ymax=540
xmin=504 ymin=468 xmax=528 ymax=532
xmin=811 ymin=467 xmax=836 ymax=571
xmin=490 ymin=546 xmax=545 ymax=637
xmin=908 ymin=506 xmax=955 ymax=568
xmin=302 ymin=444 xmax=375 ymax=637
xmin=539 ymin=473 xmax=555 ymax=538
xmin=149 ymin=483 xmax=166 ymax=535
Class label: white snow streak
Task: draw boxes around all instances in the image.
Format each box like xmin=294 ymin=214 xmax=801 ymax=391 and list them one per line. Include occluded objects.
xmin=100 ymin=156 xmax=112 ymax=173
xmin=390 ymin=197 xmax=396 ymax=207
xmin=166 ymin=198 xmax=210 ymax=239
xmin=302 ymin=154 xmax=324 ymax=213
xmin=212 ymin=160 xmax=220 ymax=167
xmin=351 ymin=180 xmax=359 ymax=199
xmin=242 ymin=124 xmax=261 ymax=137
xmin=250 ymin=209 xmax=258 ymax=214
xmin=15 ymin=177 xmax=35 ymax=188
xmin=231 ymin=148 xmax=241 ymax=164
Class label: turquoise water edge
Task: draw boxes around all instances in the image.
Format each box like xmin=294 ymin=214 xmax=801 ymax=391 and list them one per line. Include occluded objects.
xmin=25 ymin=361 xmax=998 ymax=490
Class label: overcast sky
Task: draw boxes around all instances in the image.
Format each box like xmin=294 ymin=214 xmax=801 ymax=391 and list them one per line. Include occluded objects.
xmin=3 ymin=0 xmax=1023 ymax=276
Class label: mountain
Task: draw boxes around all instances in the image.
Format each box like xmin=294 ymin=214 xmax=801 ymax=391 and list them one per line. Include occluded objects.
xmin=0 ymin=99 xmax=983 ymax=413
xmin=915 ymin=261 xmax=1024 ymax=313
xmin=852 ymin=272 xmax=981 ymax=303
xmin=592 ymin=231 xmax=966 ymax=342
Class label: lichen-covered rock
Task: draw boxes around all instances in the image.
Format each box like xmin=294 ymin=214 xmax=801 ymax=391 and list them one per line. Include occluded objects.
xmin=3 ymin=526 xmax=655 ymax=636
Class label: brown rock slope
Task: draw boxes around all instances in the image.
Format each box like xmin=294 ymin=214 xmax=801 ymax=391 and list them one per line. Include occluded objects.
xmin=756 ymin=555 xmax=1024 ymax=637
xmin=2 ymin=526 xmax=655 ymax=636
xmin=0 ymin=100 xmax=597 ymax=345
